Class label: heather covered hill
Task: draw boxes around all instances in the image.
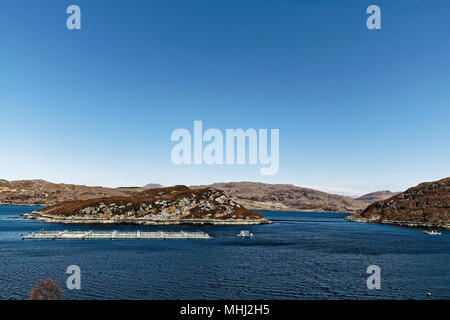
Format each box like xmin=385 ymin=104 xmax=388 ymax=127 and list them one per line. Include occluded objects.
xmin=0 ymin=179 xmax=144 ymax=205
xmin=347 ymin=177 xmax=450 ymax=229
xmin=24 ymin=185 xmax=270 ymax=225
xmin=192 ymin=182 xmax=368 ymax=212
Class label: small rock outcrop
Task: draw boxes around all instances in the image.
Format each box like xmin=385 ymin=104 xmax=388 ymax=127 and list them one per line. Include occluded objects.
xmin=24 ymin=185 xmax=271 ymax=225
xmin=346 ymin=178 xmax=449 ymax=229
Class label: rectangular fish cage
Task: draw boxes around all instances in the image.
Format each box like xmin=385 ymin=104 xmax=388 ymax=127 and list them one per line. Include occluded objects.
xmin=25 ymin=230 xmax=212 ymax=240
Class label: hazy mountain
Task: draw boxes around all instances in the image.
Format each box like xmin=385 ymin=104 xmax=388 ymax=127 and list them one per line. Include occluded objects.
xmin=143 ymin=183 xmax=164 ymax=189
xmin=356 ymin=190 xmax=400 ymax=203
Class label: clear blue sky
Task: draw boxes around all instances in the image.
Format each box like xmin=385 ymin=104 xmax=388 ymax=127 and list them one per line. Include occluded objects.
xmin=0 ymin=0 xmax=449 ymax=196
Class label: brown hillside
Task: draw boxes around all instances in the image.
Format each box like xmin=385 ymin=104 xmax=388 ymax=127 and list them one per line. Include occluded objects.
xmin=347 ymin=177 xmax=450 ymax=229
xmin=192 ymin=182 xmax=368 ymax=212
xmin=0 ymin=179 xmax=144 ymax=205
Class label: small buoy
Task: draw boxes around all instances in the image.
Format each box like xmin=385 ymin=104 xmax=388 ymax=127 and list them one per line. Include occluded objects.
xmin=426 ymin=292 xmax=432 ymax=297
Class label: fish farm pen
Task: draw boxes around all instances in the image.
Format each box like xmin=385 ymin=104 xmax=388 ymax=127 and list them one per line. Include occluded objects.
xmin=25 ymin=230 xmax=213 ymax=240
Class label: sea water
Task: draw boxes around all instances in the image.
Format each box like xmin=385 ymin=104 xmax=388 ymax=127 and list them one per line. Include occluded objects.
xmin=0 ymin=205 xmax=448 ymax=300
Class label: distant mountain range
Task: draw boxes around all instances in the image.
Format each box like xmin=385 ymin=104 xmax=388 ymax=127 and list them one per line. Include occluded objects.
xmin=1 ymin=179 xmax=373 ymax=212
xmin=347 ymin=177 xmax=449 ymax=229
xmin=3 ymin=177 xmax=447 ymax=228
xmin=0 ymin=179 xmax=407 ymax=213
xmin=192 ymin=182 xmax=368 ymax=212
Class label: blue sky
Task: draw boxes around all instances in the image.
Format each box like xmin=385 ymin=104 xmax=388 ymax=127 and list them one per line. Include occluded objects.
xmin=0 ymin=0 xmax=449 ymax=196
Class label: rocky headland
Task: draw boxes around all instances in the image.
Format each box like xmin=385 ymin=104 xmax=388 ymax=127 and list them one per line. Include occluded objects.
xmin=346 ymin=177 xmax=449 ymax=229
xmin=23 ymin=185 xmax=271 ymax=225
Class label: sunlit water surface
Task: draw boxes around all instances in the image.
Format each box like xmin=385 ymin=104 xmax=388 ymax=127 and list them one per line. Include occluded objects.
xmin=0 ymin=205 xmax=448 ymax=300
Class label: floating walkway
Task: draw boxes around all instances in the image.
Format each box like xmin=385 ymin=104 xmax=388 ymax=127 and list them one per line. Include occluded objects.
xmin=25 ymin=230 xmax=212 ymax=240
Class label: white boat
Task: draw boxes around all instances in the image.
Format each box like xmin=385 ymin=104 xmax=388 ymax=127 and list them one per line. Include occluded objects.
xmin=237 ymin=230 xmax=253 ymax=238
xmin=422 ymin=230 xmax=442 ymax=235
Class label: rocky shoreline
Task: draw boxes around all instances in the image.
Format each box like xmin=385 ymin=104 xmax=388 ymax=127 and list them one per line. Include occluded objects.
xmin=23 ymin=211 xmax=270 ymax=225
xmin=1 ymin=202 xmax=47 ymax=207
xmin=345 ymin=215 xmax=449 ymax=230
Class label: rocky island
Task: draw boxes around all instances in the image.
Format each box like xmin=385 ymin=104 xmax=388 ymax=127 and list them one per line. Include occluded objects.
xmin=346 ymin=177 xmax=449 ymax=229
xmin=23 ymin=185 xmax=271 ymax=225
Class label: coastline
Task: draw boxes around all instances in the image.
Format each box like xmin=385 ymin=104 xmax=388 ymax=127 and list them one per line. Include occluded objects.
xmin=1 ymin=202 xmax=357 ymax=214
xmin=7 ymin=204 xmax=446 ymax=229
xmin=0 ymin=202 xmax=47 ymax=207
xmin=345 ymin=215 xmax=450 ymax=230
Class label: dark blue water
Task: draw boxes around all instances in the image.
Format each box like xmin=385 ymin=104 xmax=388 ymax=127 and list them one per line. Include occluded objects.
xmin=0 ymin=205 xmax=448 ymax=300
